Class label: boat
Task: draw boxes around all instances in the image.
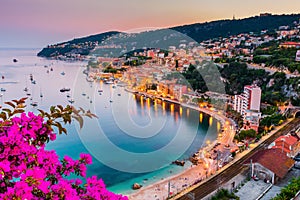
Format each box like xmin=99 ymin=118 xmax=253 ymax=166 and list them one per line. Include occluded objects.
xmin=30 ymin=102 xmax=38 ymax=107
xmin=31 ymin=80 xmax=36 ymax=84
xmin=86 ymin=77 xmax=94 ymax=82
xmin=13 ymin=58 xmax=18 ymax=63
xmin=172 ymin=160 xmax=185 ymax=166
xmin=117 ymin=93 xmax=121 ymax=96
xmin=112 ymin=85 xmax=116 ymax=89
xmin=109 ymin=100 xmax=113 ymax=103
xmin=82 ymin=93 xmax=86 ymax=96
xmin=0 ymin=88 xmax=6 ymax=92
xmin=60 ymin=88 xmax=71 ymax=93
xmin=50 ymin=68 xmax=53 ymax=71
xmin=66 ymin=94 xmax=71 ymax=98
xmin=24 ymin=87 xmax=28 ymax=92
xmin=1 ymin=76 xmax=4 ymax=79
xmin=98 ymin=89 xmax=103 ymax=93
xmin=26 ymin=93 xmax=31 ymax=96
xmin=0 ymin=93 xmax=3 ymax=97
xmin=104 ymin=80 xmax=114 ymax=84
xmin=61 ymin=72 xmax=65 ymax=76
xmin=68 ymin=99 xmax=75 ymax=104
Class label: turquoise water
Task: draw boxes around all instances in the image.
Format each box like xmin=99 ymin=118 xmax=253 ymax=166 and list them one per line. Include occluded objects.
xmin=0 ymin=49 xmax=219 ymax=195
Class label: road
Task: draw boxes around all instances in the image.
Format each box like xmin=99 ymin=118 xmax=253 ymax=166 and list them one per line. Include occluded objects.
xmin=175 ymin=118 xmax=300 ymax=200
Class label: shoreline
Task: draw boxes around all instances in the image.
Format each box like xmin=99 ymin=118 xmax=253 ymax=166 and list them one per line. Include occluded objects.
xmin=125 ymin=88 xmax=237 ymax=199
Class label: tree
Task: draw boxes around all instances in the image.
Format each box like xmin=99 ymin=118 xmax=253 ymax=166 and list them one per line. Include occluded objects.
xmin=0 ymin=98 xmax=127 ymax=200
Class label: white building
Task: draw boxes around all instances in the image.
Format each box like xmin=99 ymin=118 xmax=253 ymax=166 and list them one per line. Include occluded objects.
xmin=234 ymin=85 xmax=262 ymax=132
xmin=296 ymin=50 xmax=300 ymax=62
xmin=243 ymin=85 xmax=261 ymax=112
xmin=234 ymin=85 xmax=261 ymax=115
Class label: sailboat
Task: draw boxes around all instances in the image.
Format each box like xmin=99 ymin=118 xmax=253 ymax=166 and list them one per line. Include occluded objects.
xmin=40 ymin=87 xmax=43 ymax=98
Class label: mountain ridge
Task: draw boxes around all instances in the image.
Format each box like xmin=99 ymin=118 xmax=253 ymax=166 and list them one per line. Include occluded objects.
xmin=37 ymin=13 xmax=300 ymax=58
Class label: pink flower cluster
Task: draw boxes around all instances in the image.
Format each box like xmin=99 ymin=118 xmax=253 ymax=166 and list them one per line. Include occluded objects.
xmin=0 ymin=112 xmax=128 ymax=200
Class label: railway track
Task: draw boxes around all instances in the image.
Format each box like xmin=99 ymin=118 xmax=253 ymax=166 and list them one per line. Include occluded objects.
xmin=177 ymin=118 xmax=300 ymax=200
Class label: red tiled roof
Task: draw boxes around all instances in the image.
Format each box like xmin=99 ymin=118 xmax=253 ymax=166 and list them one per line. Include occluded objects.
xmin=271 ymin=146 xmax=291 ymax=153
xmin=248 ymin=148 xmax=295 ymax=178
xmin=275 ymin=135 xmax=298 ymax=146
xmin=280 ymin=42 xmax=300 ymax=46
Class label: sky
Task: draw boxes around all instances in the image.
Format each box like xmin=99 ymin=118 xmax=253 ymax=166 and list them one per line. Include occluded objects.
xmin=1 ymin=0 xmax=300 ymax=48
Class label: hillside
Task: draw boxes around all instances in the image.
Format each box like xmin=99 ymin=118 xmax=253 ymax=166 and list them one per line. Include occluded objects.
xmin=37 ymin=14 xmax=300 ymax=58
xmin=171 ymin=14 xmax=300 ymax=41
xmin=37 ymin=31 xmax=121 ymax=58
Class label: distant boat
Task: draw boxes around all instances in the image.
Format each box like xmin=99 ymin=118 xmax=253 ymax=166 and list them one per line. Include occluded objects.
xmin=66 ymin=94 xmax=71 ymax=98
xmin=98 ymin=89 xmax=103 ymax=93
xmin=1 ymin=76 xmax=4 ymax=79
xmin=24 ymin=87 xmax=28 ymax=92
xmin=30 ymin=74 xmax=33 ymax=81
xmin=0 ymin=93 xmax=3 ymax=97
xmin=105 ymin=80 xmax=114 ymax=84
xmin=86 ymin=77 xmax=94 ymax=82
xmin=112 ymin=85 xmax=116 ymax=89
xmin=61 ymin=72 xmax=65 ymax=76
xmin=30 ymin=102 xmax=38 ymax=107
xmin=0 ymin=88 xmax=6 ymax=92
xmin=60 ymin=88 xmax=70 ymax=93
xmin=31 ymin=80 xmax=36 ymax=84
xmin=26 ymin=93 xmax=31 ymax=96
xmin=90 ymin=100 xmax=92 ymax=103
xmin=13 ymin=58 xmax=18 ymax=63
xmin=82 ymin=93 xmax=86 ymax=96
xmin=118 ymin=93 xmax=121 ymax=96
xmin=50 ymin=67 xmax=53 ymax=71
xmin=68 ymin=99 xmax=75 ymax=104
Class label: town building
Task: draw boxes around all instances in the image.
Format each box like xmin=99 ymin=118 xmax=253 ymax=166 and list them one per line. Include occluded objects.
xmin=271 ymin=134 xmax=300 ymax=158
xmin=233 ymin=85 xmax=261 ymax=116
xmin=247 ymin=148 xmax=295 ymax=184
xmin=234 ymin=85 xmax=262 ymax=132
xmin=296 ymin=50 xmax=300 ymax=62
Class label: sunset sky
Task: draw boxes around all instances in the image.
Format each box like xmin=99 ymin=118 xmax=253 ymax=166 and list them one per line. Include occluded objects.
xmin=1 ymin=0 xmax=300 ymax=48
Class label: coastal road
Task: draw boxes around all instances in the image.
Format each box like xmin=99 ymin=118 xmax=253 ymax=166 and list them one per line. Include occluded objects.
xmin=175 ymin=118 xmax=300 ymax=200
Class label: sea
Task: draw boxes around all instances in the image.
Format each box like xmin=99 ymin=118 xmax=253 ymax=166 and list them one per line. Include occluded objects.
xmin=0 ymin=48 xmax=219 ymax=195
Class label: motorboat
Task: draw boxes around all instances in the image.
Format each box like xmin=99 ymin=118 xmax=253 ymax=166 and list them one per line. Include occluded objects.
xmin=60 ymin=88 xmax=71 ymax=93
xmin=104 ymin=80 xmax=114 ymax=84
xmin=30 ymin=102 xmax=38 ymax=107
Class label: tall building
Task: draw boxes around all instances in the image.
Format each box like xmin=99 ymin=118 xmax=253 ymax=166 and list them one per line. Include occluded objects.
xmin=234 ymin=85 xmax=261 ymax=115
xmin=234 ymin=85 xmax=262 ymax=132
xmin=243 ymin=85 xmax=261 ymax=112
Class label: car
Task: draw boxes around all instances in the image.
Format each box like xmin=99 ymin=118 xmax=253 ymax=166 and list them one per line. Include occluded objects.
xmin=252 ymin=176 xmax=259 ymax=181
